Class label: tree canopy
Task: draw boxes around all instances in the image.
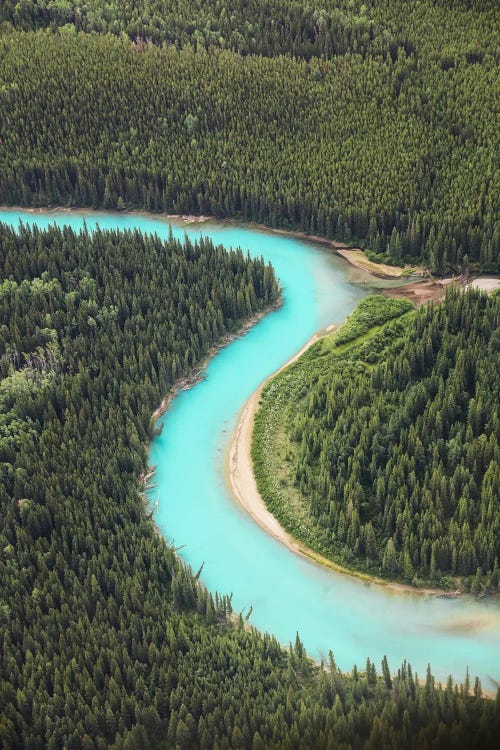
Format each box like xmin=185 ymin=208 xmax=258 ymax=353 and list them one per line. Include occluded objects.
xmin=253 ymin=290 xmax=500 ymax=591
xmin=1 ymin=223 xmax=499 ymax=748
xmin=1 ymin=0 xmax=500 ymax=744
xmin=0 ymin=0 xmax=498 ymax=270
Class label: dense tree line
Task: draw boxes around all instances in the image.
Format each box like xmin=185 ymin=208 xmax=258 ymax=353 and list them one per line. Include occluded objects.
xmin=1 ymin=224 xmax=499 ymax=748
xmin=0 ymin=13 xmax=498 ymax=270
xmin=1 ymin=0 xmax=496 ymax=61
xmin=254 ymin=291 xmax=500 ymax=591
xmin=0 ymin=0 xmax=398 ymax=60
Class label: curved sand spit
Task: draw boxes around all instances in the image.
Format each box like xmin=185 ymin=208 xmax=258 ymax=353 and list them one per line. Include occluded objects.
xmin=227 ymin=331 xmax=449 ymax=597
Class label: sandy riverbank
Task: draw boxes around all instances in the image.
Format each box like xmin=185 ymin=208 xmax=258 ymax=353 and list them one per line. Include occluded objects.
xmin=140 ymin=302 xmax=282 ymax=530
xmin=227 ymin=333 xmax=322 ymax=554
xmin=468 ymin=276 xmax=500 ymax=293
xmin=227 ymin=332 xmax=450 ymax=598
xmin=10 ymin=204 xmax=500 ymax=298
xmin=334 ymin=247 xmax=424 ymax=279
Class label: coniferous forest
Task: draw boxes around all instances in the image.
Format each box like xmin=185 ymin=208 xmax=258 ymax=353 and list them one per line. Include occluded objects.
xmin=1 ymin=224 xmax=499 ymax=748
xmin=0 ymin=0 xmax=498 ymax=271
xmin=253 ymin=291 xmax=500 ymax=591
xmin=1 ymin=0 xmax=500 ymax=747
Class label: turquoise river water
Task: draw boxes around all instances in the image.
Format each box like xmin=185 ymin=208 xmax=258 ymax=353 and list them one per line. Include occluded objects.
xmin=2 ymin=208 xmax=499 ymax=689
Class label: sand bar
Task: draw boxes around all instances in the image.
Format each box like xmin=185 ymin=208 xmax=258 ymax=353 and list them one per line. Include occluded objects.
xmin=227 ymin=333 xmax=450 ymax=597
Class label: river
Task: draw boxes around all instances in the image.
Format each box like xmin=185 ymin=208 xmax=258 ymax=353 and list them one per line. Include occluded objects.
xmin=2 ymin=208 xmax=499 ymax=690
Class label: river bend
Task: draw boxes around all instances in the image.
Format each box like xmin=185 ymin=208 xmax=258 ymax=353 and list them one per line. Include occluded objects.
xmin=2 ymin=209 xmax=499 ymax=690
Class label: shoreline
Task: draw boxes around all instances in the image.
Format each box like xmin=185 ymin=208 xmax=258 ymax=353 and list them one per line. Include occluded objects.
xmin=5 ymin=204 xmax=499 ymax=695
xmin=383 ymin=275 xmax=500 ymax=306
xmin=0 ymin=204 xmax=213 ymax=226
xmin=0 ymin=204 xmax=361 ymax=250
xmin=334 ymin=246 xmax=424 ymax=279
xmin=3 ymin=204 xmax=499 ymax=298
xmin=0 ymin=204 xmax=407 ymax=277
xmin=142 ymin=300 xmax=282 ymax=488
xmin=4 ymin=204 xmax=499 ymax=590
xmin=227 ymin=329 xmax=453 ymax=599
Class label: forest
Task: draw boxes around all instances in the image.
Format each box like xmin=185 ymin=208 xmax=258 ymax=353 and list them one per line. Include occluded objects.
xmin=0 ymin=0 xmax=401 ymax=59
xmin=1 ymin=223 xmax=499 ymax=748
xmin=253 ymin=291 xmax=500 ymax=591
xmin=0 ymin=0 xmax=498 ymax=269
xmin=1 ymin=0 xmax=499 ymax=746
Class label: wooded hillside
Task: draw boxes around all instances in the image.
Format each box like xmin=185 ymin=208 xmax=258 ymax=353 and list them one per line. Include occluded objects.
xmin=0 ymin=0 xmax=498 ymax=270
xmin=254 ymin=291 xmax=500 ymax=591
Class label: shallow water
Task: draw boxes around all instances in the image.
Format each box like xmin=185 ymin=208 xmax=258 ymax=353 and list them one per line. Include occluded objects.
xmin=2 ymin=208 xmax=499 ymax=689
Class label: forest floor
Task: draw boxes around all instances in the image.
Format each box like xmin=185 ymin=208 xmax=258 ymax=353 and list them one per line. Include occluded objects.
xmin=227 ymin=327 xmax=451 ymax=598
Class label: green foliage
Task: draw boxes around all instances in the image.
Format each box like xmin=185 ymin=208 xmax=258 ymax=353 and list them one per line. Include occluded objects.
xmin=1 ymin=0 xmax=500 ymax=744
xmin=254 ymin=290 xmax=500 ymax=589
xmin=0 ymin=6 xmax=498 ymax=269
xmin=1 ymin=224 xmax=498 ymax=748
xmin=0 ymin=0 xmax=396 ymax=60
xmin=332 ymin=295 xmax=413 ymax=346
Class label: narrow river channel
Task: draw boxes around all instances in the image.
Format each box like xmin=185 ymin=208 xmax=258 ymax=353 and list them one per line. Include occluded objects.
xmin=2 ymin=208 xmax=499 ymax=690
